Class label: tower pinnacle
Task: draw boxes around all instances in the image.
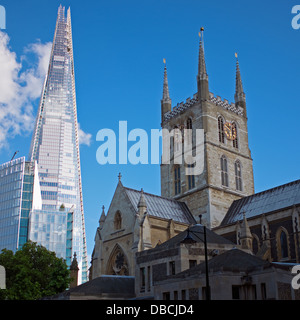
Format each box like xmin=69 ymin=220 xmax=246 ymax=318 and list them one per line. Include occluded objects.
xmin=234 ymin=53 xmax=246 ymax=112
xmin=99 ymin=205 xmax=106 ymax=228
xmin=240 ymin=212 xmax=253 ymax=252
xmin=162 ymin=60 xmax=171 ymax=101
xmin=161 ymin=59 xmax=172 ymax=121
xmin=138 ymin=188 xmax=147 ymax=209
xmin=197 ymin=27 xmax=209 ymax=101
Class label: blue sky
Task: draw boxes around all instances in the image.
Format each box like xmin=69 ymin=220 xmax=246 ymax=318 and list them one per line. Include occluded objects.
xmin=0 ymin=0 xmax=299 ymax=258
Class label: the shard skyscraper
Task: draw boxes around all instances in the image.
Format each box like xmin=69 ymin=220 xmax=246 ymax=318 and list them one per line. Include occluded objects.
xmin=29 ymin=5 xmax=88 ymax=283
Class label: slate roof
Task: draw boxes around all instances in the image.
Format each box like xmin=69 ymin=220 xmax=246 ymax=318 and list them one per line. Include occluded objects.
xmin=43 ymin=275 xmax=135 ymax=299
xmin=69 ymin=275 xmax=135 ymax=296
xmin=168 ymin=249 xmax=271 ymax=279
xmin=144 ymin=224 xmax=234 ymax=253
xmin=124 ymin=186 xmax=196 ymax=225
xmin=220 ymin=179 xmax=300 ymax=226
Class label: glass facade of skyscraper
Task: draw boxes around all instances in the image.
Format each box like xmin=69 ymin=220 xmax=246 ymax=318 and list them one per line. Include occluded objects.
xmin=29 ymin=6 xmax=88 ymax=282
xmin=28 ymin=209 xmax=68 ymax=259
xmin=0 ymin=157 xmax=35 ymax=252
xmin=18 ymin=162 xmax=35 ymax=249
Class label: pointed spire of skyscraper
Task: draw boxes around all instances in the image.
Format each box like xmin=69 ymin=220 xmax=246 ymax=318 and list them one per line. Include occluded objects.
xmin=57 ymin=4 xmax=65 ymax=22
xmin=234 ymin=53 xmax=246 ymax=112
xmin=197 ymin=27 xmax=209 ymax=102
xmin=161 ymin=59 xmax=172 ymax=122
xmin=28 ymin=5 xmax=88 ymax=284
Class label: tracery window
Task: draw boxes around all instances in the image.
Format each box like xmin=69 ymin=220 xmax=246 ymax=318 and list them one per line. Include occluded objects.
xmin=107 ymin=245 xmax=129 ymax=276
xmin=174 ymin=126 xmax=181 ymax=153
xmin=232 ymin=122 xmax=239 ymax=148
xmin=276 ymin=228 xmax=290 ymax=261
xmin=186 ymin=118 xmax=193 ymax=145
xmin=187 ymin=163 xmax=195 ymax=190
xmin=218 ymin=116 xmax=225 ymax=143
xmin=220 ymin=155 xmax=229 ymax=187
xmin=174 ymin=166 xmax=181 ymax=195
xmin=235 ymin=160 xmax=242 ymax=191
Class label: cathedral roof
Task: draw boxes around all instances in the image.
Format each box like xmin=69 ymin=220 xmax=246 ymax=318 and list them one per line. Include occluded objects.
xmin=43 ymin=275 xmax=135 ymax=300
xmin=166 ymin=249 xmax=271 ymax=280
xmin=150 ymin=224 xmax=234 ymax=252
xmin=220 ymin=179 xmax=300 ymax=226
xmin=69 ymin=275 xmax=135 ymax=296
xmin=123 ymin=186 xmax=196 ymax=225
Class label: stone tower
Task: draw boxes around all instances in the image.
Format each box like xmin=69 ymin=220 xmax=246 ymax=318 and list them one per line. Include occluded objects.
xmin=70 ymin=252 xmax=79 ymax=289
xmin=160 ymin=29 xmax=254 ymax=228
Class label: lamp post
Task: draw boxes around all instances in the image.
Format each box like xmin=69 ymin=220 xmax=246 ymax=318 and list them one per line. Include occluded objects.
xmin=181 ymin=223 xmax=211 ymax=300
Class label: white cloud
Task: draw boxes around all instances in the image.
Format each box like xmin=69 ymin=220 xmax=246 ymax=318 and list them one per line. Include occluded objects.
xmin=0 ymin=32 xmax=92 ymax=150
xmin=0 ymin=31 xmax=51 ymax=150
xmin=78 ymin=123 xmax=92 ymax=146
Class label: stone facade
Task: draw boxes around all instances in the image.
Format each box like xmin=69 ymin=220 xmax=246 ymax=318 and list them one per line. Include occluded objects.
xmin=145 ymin=247 xmax=297 ymax=301
xmin=90 ymin=179 xmax=195 ymax=280
xmin=214 ymin=179 xmax=300 ymax=263
xmin=160 ymin=34 xmax=254 ymax=228
xmin=215 ymin=207 xmax=300 ymax=263
xmin=153 ymin=256 xmax=297 ymax=300
xmin=135 ymin=224 xmax=236 ymax=298
xmin=87 ymin=32 xmax=299 ymax=301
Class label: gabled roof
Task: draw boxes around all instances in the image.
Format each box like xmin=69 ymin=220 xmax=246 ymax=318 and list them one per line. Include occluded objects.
xmin=140 ymin=224 xmax=233 ymax=254
xmin=123 ymin=186 xmax=196 ymax=225
xmin=169 ymin=249 xmax=271 ymax=280
xmin=220 ymin=179 xmax=300 ymax=226
xmin=69 ymin=275 xmax=135 ymax=296
xmin=43 ymin=275 xmax=135 ymax=300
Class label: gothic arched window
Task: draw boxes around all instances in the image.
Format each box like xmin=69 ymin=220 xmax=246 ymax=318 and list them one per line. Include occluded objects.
xmin=174 ymin=126 xmax=181 ymax=153
xmin=232 ymin=122 xmax=239 ymax=149
xmin=107 ymin=244 xmax=129 ymax=276
xmin=174 ymin=166 xmax=181 ymax=195
xmin=235 ymin=160 xmax=242 ymax=191
xmin=252 ymin=234 xmax=260 ymax=255
xmin=220 ymin=155 xmax=228 ymax=187
xmin=280 ymin=230 xmax=288 ymax=259
xmin=218 ymin=116 xmax=225 ymax=143
xmin=276 ymin=228 xmax=289 ymax=260
xmin=187 ymin=163 xmax=195 ymax=190
xmin=186 ymin=118 xmax=193 ymax=145
xmin=114 ymin=211 xmax=122 ymax=230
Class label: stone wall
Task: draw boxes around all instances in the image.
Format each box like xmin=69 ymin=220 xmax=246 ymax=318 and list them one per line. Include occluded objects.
xmin=161 ymin=96 xmax=254 ymax=228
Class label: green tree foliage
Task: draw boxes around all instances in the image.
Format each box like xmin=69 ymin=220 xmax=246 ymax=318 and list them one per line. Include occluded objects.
xmin=0 ymin=241 xmax=71 ymax=300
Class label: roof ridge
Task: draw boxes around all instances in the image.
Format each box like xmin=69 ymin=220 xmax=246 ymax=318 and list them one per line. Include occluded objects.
xmin=123 ymin=185 xmax=196 ymax=224
xmin=220 ymin=178 xmax=300 ymax=226
xmin=173 ymin=248 xmax=270 ymax=278
xmin=237 ymin=179 xmax=300 ymax=202
xmin=262 ymin=178 xmax=299 ymax=193
xmin=123 ymin=185 xmax=184 ymax=203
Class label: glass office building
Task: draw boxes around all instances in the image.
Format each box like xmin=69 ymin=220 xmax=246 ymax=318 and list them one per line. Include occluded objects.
xmin=28 ymin=208 xmax=73 ymax=259
xmin=0 ymin=157 xmax=37 ymax=252
xmin=29 ymin=5 xmax=88 ymax=282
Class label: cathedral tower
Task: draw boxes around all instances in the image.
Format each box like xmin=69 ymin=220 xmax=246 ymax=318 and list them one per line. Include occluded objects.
xmin=160 ymin=29 xmax=254 ymax=228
